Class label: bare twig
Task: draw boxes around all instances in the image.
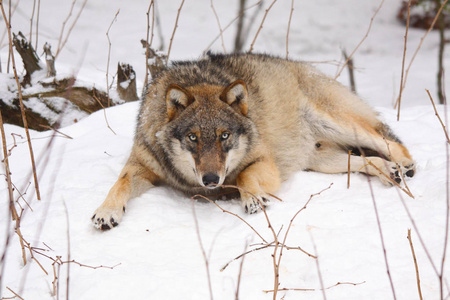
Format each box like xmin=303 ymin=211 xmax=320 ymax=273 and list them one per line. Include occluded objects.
xmin=426 ymin=89 xmax=450 ymax=144
xmin=248 ymin=0 xmax=277 ymax=53
xmin=276 ymin=183 xmax=333 ymax=284
xmin=394 ymin=0 xmax=449 ymax=111
xmin=308 ymin=230 xmax=327 ymax=300
xmin=362 ymin=157 xmax=397 ymax=300
xmin=5 ymin=287 xmax=24 ymax=300
xmin=93 ymin=89 xmax=116 ymax=135
xmin=347 ymin=150 xmax=351 ymax=189
xmin=106 ymin=9 xmax=120 ymax=108
xmin=55 ymin=0 xmax=87 ymax=59
xmin=263 ymin=281 xmax=366 ymax=293
xmin=63 ymin=201 xmax=71 ymax=300
xmin=203 ymin=0 xmax=263 ymax=54
xmin=235 ymin=240 xmax=248 ymax=300
xmin=191 ymin=199 xmax=214 ymax=300
xmin=192 ymin=194 xmax=268 ymax=244
xmin=167 ymin=0 xmax=185 ymax=62
xmin=407 ymin=229 xmax=423 ymax=300
xmin=144 ymin=1 xmax=155 ymax=88
xmin=1 ymin=2 xmax=41 ymax=201
xmin=286 ymin=0 xmax=294 ymax=59
xmin=334 ymin=0 xmax=384 ymax=79
xmin=35 ymin=0 xmax=40 ymax=50
xmin=342 ymin=49 xmax=356 ymax=92
xmin=397 ymin=0 xmax=411 ymax=121
xmin=210 ymin=0 xmax=226 ymax=52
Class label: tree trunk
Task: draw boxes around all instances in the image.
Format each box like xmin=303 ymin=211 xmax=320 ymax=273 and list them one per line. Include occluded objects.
xmin=12 ymin=31 xmax=42 ymax=85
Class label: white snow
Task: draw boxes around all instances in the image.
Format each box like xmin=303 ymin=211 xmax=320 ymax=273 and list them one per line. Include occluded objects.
xmin=1 ymin=0 xmax=449 ymax=299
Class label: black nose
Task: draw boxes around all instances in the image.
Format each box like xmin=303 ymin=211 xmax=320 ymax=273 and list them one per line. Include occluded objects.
xmin=202 ymin=173 xmax=220 ymax=187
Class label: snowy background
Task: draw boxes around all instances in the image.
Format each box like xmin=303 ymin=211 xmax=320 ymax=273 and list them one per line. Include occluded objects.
xmin=1 ymin=0 xmax=450 ymax=299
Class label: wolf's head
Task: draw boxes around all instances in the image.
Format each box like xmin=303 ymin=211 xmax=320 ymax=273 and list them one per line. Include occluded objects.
xmin=157 ymin=80 xmax=256 ymax=189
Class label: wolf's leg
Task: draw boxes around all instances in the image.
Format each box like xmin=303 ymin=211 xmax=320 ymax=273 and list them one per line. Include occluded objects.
xmin=91 ymin=158 xmax=158 ymax=230
xmin=308 ymin=142 xmax=405 ymax=185
xmin=236 ymin=155 xmax=281 ymax=214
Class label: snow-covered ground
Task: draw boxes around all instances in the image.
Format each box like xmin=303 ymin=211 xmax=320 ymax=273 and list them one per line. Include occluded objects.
xmin=1 ymin=0 xmax=449 ymax=299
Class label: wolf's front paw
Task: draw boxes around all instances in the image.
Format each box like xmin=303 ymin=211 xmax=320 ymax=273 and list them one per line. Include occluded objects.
xmin=241 ymin=193 xmax=270 ymax=214
xmin=91 ymin=206 xmax=125 ymax=230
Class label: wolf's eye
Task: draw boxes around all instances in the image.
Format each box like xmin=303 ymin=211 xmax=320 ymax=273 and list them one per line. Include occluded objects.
xmin=220 ymin=132 xmax=230 ymax=140
xmin=188 ymin=133 xmax=197 ymax=142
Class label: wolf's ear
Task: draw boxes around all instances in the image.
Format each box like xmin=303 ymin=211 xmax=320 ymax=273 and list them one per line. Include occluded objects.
xmin=166 ymin=84 xmax=194 ymax=121
xmin=220 ymin=80 xmax=248 ymax=116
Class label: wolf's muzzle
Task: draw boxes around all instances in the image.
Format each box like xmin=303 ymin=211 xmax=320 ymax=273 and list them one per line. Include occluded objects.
xmin=202 ymin=173 xmax=220 ymax=188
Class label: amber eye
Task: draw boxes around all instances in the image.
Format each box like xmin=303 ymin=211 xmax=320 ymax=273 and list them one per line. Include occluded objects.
xmin=188 ymin=133 xmax=197 ymax=142
xmin=221 ymin=132 xmax=230 ymax=140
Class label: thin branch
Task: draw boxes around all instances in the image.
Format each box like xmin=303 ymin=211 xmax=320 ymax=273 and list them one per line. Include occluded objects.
xmin=5 ymin=287 xmax=24 ymax=300
xmin=248 ymin=0 xmax=277 ymax=53
xmin=0 ymin=1 xmax=41 ymax=201
xmin=263 ymin=281 xmax=366 ymax=293
xmin=106 ymin=9 xmax=120 ymax=108
xmin=397 ymin=0 xmax=411 ymax=121
xmin=210 ymin=0 xmax=226 ymax=52
xmin=426 ymin=89 xmax=450 ymax=144
xmin=347 ymin=150 xmax=351 ymax=189
xmin=191 ymin=199 xmax=214 ymax=300
xmin=144 ymin=1 xmax=155 ymax=88
xmin=55 ymin=0 xmax=87 ymax=59
xmin=192 ymin=194 xmax=268 ymax=244
xmin=166 ymin=0 xmax=185 ymax=62
xmin=308 ymin=230 xmax=327 ymax=300
xmin=334 ymin=0 xmax=384 ymax=79
xmin=362 ymin=157 xmax=397 ymax=300
xmin=407 ymin=229 xmax=423 ymax=300
xmin=203 ymin=0 xmax=263 ymax=54
xmin=394 ymin=0 xmax=449 ymax=111
xmin=235 ymin=240 xmax=248 ymax=300
xmin=285 ymin=0 xmax=294 ymax=59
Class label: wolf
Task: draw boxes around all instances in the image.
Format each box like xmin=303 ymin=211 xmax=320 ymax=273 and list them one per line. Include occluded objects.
xmin=92 ymin=53 xmax=415 ymax=230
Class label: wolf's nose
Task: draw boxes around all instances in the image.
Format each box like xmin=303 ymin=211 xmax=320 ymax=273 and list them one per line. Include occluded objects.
xmin=202 ymin=173 xmax=220 ymax=187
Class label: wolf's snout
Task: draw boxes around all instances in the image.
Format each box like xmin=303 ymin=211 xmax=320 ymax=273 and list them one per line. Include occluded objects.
xmin=202 ymin=173 xmax=220 ymax=187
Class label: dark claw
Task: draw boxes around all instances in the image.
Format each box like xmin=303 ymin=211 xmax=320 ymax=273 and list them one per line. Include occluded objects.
xmin=395 ymin=177 xmax=402 ymax=184
xmin=394 ymin=171 xmax=399 ymax=177
xmin=91 ymin=214 xmax=96 ymax=221
xmin=101 ymin=224 xmax=111 ymax=231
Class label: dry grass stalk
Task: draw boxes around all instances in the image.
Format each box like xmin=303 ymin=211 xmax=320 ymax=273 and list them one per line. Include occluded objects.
xmin=397 ymin=0 xmax=411 ymax=121
xmin=334 ymin=0 xmax=384 ymax=80
xmin=0 ymin=2 xmax=41 ymax=202
xmin=285 ymin=0 xmax=294 ymax=59
xmin=248 ymin=0 xmax=277 ymax=53
xmin=426 ymin=89 xmax=450 ymax=144
xmin=394 ymin=0 xmax=449 ymax=112
xmin=407 ymin=229 xmax=423 ymax=300
xmin=167 ymin=0 xmax=185 ymax=62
